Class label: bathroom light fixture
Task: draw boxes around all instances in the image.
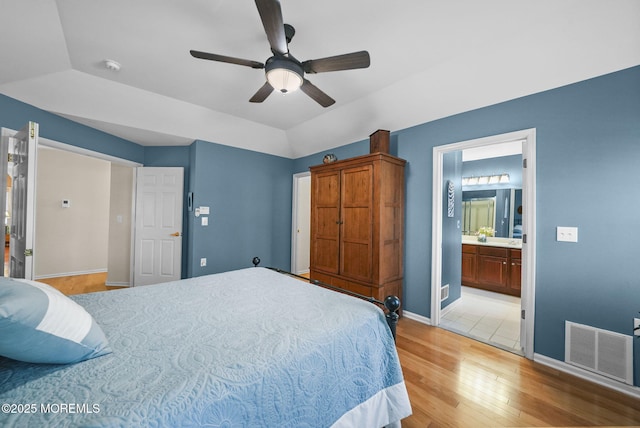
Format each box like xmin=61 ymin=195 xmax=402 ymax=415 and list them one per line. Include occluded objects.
xmin=265 ymin=57 xmax=303 ymax=94
xmin=462 ymin=173 xmax=510 ymax=186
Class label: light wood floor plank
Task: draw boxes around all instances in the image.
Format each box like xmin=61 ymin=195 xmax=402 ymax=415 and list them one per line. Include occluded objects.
xmin=396 ymin=317 xmax=640 ymax=427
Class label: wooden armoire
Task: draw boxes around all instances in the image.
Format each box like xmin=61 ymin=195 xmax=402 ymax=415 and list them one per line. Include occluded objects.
xmin=309 ymin=152 xmax=406 ymax=302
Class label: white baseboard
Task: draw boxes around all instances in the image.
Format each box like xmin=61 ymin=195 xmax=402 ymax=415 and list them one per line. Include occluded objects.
xmin=534 ymin=353 xmax=640 ymax=399
xmin=105 ymin=281 xmax=130 ymax=287
xmin=402 ymin=310 xmax=431 ymax=326
xmin=440 ymin=295 xmax=462 ymax=318
xmin=34 ymin=269 xmax=107 ymax=280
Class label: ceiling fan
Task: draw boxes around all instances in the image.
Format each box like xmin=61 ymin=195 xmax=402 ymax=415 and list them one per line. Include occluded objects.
xmin=190 ymin=0 xmax=370 ymax=107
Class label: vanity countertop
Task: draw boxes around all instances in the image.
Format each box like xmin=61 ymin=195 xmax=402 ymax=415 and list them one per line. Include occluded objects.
xmin=462 ymin=236 xmax=522 ymax=249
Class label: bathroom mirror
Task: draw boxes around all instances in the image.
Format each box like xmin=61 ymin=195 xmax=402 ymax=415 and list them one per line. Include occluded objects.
xmin=462 ymin=188 xmax=522 ymax=238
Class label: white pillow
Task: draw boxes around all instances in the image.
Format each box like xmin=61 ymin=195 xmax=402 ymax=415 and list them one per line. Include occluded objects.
xmin=0 ymin=277 xmax=112 ymax=364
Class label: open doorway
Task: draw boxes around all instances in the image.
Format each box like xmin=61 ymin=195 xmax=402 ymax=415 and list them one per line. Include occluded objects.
xmin=2 ymin=126 xmax=183 ymax=292
xmin=29 ymin=145 xmax=135 ymax=293
xmin=431 ymin=129 xmax=537 ymax=359
xmin=1 ymin=126 xmax=141 ymax=293
xmin=291 ymin=172 xmax=311 ymax=276
xmin=442 ymin=143 xmax=523 ymax=354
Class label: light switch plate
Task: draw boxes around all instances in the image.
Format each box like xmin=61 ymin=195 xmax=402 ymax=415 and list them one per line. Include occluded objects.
xmin=557 ymin=226 xmax=578 ymax=242
xmin=201 ymin=216 xmax=208 ymax=226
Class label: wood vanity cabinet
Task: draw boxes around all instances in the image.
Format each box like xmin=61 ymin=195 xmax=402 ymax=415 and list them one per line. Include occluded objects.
xmin=461 ymin=244 xmax=521 ymax=297
xmin=461 ymin=244 xmax=477 ymax=284
xmin=309 ymin=153 xmax=406 ymax=303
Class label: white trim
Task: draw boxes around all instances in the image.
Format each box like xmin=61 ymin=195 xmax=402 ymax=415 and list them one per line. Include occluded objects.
xmin=1 ymin=128 xmax=142 ymax=167
xmin=402 ymin=310 xmax=432 ymax=326
xmin=39 ymin=137 xmax=142 ymax=167
xmin=105 ymin=281 xmax=130 ymax=287
xmin=534 ymin=353 xmax=640 ymax=399
xmin=521 ymin=131 xmax=537 ymax=359
xmin=34 ymin=269 xmax=108 ymax=280
xmin=440 ymin=293 xmax=462 ymax=318
xmin=431 ymin=128 xmax=537 ymax=359
xmin=130 ymin=167 xmax=138 ymax=287
xmin=291 ymin=171 xmax=311 ymax=274
xmin=4 ymin=127 xmax=141 ymax=286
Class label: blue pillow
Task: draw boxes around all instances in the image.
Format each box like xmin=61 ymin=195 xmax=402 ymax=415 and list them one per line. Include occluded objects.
xmin=0 ymin=277 xmax=112 ymax=364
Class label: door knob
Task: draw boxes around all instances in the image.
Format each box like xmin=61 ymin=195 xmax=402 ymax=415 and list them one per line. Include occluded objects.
xmin=170 ymin=232 xmax=180 ymax=237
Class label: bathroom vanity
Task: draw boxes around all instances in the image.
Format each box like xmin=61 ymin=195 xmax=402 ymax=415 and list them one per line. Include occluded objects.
xmin=461 ymin=237 xmax=522 ymax=297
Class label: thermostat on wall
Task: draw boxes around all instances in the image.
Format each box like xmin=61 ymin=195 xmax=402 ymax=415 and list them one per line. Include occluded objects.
xmin=61 ymin=199 xmax=71 ymax=208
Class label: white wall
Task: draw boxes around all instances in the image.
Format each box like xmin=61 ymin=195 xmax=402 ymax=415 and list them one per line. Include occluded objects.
xmin=107 ymin=164 xmax=133 ymax=285
xmin=35 ymin=147 xmax=111 ymax=277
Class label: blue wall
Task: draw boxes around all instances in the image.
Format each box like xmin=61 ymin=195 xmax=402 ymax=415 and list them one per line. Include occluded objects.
xmin=0 ymin=95 xmax=295 ymax=282
xmin=0 ymin=94 xmax=144 ymax=163
xmin=3 ymin=65 xmax=639 ymax=385
xmin=294 ymin=65 xmax=640 ymax=385
xmin=441 ymin=151 xmax=462 ymax=308
xmin=187 ymin=140 xmax=294 ymax=277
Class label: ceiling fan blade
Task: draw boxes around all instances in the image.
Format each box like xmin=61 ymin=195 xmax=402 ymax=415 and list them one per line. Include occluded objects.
xmin=254 ymin=0 xmax=288 ymax=55
xmin=190 ymin=50 xmax=264 ymax=69
xmin=302 ymin=51 xmax=370 ymax=74
xmin=300 ymin=79 xmax=335 ymax=108
xmin=249 ymin=82 xmax=274 ymax=103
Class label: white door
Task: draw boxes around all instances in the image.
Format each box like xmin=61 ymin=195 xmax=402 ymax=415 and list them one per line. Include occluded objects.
xmin=291 ymin=173 xmax=311 ymax=274
xmin=134 ymin=167 xmax=183 ymax=286
xmin=8 ymin=122 xmax=38 ymax=279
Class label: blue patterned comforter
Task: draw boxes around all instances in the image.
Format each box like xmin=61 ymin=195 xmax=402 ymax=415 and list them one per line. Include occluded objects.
xmin=0 ymin=268 xmax=411 ymax=427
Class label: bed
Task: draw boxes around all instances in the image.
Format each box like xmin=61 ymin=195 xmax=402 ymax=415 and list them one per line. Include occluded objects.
xmin=0 ymin=266 xmax=411 ymax=427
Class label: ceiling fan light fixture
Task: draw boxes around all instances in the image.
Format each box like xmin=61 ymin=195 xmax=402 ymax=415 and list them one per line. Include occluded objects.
xmin=265 ymin=58 xmax=303 ymax=93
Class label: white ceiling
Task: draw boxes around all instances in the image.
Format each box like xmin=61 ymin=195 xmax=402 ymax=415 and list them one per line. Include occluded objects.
xmin=1 ymin=1 xmax=639 ymax=159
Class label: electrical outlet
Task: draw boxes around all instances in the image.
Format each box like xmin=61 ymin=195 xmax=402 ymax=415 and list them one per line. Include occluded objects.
xmin=634 ymin=318 xmax=640 ymax=336
xmin=200 ymin=258 xmax=207 ymax=267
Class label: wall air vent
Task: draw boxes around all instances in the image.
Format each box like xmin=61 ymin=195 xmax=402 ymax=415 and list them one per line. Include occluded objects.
xmin=440 ymin=284 xmax=449 ymax=302
xmin=565 ymin=321 xmax=633 ymax=385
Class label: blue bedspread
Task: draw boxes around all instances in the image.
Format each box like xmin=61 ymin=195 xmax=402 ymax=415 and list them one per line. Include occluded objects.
xmin=0 ymin=268 xmax=410 ymax=427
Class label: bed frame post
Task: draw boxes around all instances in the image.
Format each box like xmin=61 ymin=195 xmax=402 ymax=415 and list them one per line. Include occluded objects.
xmin=384 ymin=296 xmax=400 ymax=340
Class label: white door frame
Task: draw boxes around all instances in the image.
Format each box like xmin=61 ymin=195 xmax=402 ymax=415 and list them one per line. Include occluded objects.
xmin=39 ymin=138 xmax=142 ymax=286
xmin=431 ymin=128 xmax=537 ymax=359
xmin=2 ymin=123 xmax=38 ymax=279
xmin=291 ymin=171 xmax=311 ymax=274
xmin=1 ymin=128 xmax=142 ymax=283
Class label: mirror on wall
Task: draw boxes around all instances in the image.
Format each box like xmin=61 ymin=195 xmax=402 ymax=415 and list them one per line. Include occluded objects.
xmin=462 ymin=188 xmax=522 ymax=238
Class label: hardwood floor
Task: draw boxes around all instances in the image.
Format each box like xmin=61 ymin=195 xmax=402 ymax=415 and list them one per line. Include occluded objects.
xmin=396 ymin=317 xmax=640 ymax=427
xmin=36 ymin=272 xmax=126 ymax=295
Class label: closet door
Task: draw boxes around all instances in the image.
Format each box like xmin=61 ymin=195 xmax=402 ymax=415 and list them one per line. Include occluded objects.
xmin=340 ymin=164 xmax=373 ymax=282
xmin=310 ymin=170 xmax=340 ymax=274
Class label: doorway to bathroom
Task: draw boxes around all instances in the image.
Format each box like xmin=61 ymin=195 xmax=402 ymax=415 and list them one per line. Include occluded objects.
xmin=430 ymin=129 xmax=537 ymax=359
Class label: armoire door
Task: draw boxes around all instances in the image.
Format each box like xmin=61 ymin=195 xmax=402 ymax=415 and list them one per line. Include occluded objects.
xmin=310 ymin=170 xmax=340 ymax=274
xmin=339 ymin=164 xmax=373 ymax=282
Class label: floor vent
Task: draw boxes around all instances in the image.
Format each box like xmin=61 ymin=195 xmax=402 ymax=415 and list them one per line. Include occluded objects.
xmin=565 ymin=321 xmax=633 ymax=385
xmin=440 ymin=284 xmax=449 ymax=301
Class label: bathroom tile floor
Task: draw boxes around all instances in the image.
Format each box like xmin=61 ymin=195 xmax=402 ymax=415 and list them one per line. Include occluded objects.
xmin=440 ymin=286 xmax=522 ymax=354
